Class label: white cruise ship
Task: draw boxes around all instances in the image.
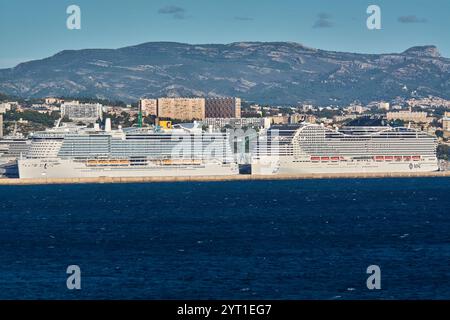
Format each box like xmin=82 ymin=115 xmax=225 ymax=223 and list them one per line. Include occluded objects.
xmin=18 ymin=122 xmax=238 ymax=179
xmin=252 ymin=124 xmax=438 ymax=175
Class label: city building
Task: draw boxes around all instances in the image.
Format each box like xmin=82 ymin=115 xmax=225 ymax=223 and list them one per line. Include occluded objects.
xmin=289 ymin=113 xmax=316 ymax=124
xmin=0 ymin=114 xmax=3 ymax=138
xmin=0 ymin=102 xmax=12 ymax=113
xmin=300 ymin=104 xmax=315 ymax=112
xmin=345 ymin=105 xmax=367 ymax=114
xmin=139 ymin=99 xmax=157 ymax=116
xmin=29 ymin=104 xmax=60 ymax=114
xmin=205 ymin=98 xmax=241 ymax=118
xmin=407 ymin=97 xmax=450 ymax=108
xmin=386 ymin=110 xmax=431 ymax=123
xmin=270 ymin=115 xmax=290 ymax=125
xmin=378 ymin=102 xmax=390 ymax=111
xmin=333 ymin=114 xmax=360 ymax=123
xmin=289 ymin=114 xmax=303 ymax=124
xmin=44 ymin=97 xmax=65 ymax=105
xmin=61 ymin=101 xmax=103 ymax=123
xmin=106 ymin=106 xmax=134 ymax=117
xmin=443 ymin=112 xmax=450 ymax=132
xmin=157 ymin=98 xmax=205 ymax=121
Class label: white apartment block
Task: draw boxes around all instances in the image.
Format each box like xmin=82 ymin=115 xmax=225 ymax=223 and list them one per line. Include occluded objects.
xmin=61 ymin=101 xmax=103 ymax=122
xmin=0 ymin=102 xmax=12 ymax=114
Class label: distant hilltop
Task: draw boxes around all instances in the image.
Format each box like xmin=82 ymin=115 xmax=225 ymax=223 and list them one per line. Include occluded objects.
xmin=0 ymin=42 xmax=449 ymax=105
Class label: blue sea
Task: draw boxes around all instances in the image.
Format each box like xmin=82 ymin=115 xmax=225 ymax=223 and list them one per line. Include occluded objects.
xmin=0 ymin=178 xmax=450 ymax=300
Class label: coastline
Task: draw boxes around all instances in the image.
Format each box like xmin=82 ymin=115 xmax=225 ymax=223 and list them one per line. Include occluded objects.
xmin=1 ymin=171 xmax=449 ymax=185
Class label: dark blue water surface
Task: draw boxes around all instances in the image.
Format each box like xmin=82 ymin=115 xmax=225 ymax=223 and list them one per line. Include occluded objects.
xmin=1 ymin=178 xmax=450 ymax=299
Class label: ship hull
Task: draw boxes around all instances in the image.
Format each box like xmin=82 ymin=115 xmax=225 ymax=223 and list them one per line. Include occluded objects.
xmin=252 ymin=156 xmax=439 ymax=175
xmin=18 ymin=158 xmax=238 ymax=179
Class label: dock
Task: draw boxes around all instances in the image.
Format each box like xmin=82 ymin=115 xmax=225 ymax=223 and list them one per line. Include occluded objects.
xmin=0 ymin=171 xmax=450 ymax=185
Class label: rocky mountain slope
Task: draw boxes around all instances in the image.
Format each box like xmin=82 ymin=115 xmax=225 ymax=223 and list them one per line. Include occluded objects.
xmin=0 ymin=41 xmax=449 ymax=105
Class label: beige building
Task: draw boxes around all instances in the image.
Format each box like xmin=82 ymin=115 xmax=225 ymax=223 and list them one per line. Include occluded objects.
xmin=334 ymin=114 xmax=360 ymax=123
xmin=386 ymin=111 xmax=430 ymax=123
xmin=139 ymin=99 xmax=158 ymax=116
xmin=44 ymin=97 xmax=64 ymax=105
xmin=289 ymin=113 xmax=317 ymax=124
xmin=346 ymin=105 xmax=367 ymax=114
xmin=157 ymin=98 xmax=205 ymax=121
xmin=378 ymin=102 xmax=390 ymax=111
xmin=443 ymin=112 xmax=450 ymax=132
xmin=270 ymin=115 xmax=290 ymax=125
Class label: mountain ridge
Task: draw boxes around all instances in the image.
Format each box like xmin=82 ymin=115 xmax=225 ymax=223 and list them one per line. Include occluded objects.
xmin=1 ymin=41 xmax=449 ymax=105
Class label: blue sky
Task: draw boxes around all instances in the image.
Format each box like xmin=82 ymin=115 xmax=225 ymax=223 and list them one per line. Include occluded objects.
xmin=0 ymin=0 xmax=449 ymax=68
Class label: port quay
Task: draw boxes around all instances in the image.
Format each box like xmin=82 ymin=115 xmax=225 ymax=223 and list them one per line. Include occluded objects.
xmin=1 ymin=171 xmax=449 ymax=186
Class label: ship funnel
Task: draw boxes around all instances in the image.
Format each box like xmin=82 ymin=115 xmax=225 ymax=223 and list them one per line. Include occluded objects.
xmin=105 ymin=118 xmax=112 ymax=132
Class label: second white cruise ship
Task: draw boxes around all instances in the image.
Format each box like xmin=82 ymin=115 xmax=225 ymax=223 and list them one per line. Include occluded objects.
xmin=252 ymin=124 xmax=438 ymax=174
xmin=18 ymin=122 xmax=238 ymax=179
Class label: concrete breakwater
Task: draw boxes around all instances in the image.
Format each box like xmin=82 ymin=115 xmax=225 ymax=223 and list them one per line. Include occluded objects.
xmin=0 ymin=171 xmax=450 ymax=185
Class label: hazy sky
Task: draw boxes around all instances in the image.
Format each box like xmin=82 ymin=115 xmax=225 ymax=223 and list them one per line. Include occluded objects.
xmin=0 ymin=0 xmax=449 ymax=68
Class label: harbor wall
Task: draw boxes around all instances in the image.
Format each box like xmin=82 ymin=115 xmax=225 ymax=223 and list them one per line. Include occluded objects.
xmin=0 ymin=171 xmax=450 ymax=185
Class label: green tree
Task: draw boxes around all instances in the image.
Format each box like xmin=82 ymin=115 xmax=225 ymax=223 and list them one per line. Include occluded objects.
xmin=437 ymin=144 xmax=450 ymax=160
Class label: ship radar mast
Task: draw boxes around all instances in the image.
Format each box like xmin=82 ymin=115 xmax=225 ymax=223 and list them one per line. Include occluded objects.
xmin=138 ymin=102 xmax=143 ymax=128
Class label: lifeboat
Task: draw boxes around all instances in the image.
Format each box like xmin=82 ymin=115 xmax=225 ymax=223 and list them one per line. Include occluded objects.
xmin=162 ymin=159 xmax=202 ymax=165
xmin=412 ymin=156 xmax=421 ymax=161
xmin=321 ymin=157 xmax=330 ymax=162
xmin=331 ymin=157 xmax=340 ymax=162
xmin=87 ymin=159 xmax=130 ymax=166
xmin=385 ymin=156 xmax=393 ymax=162
xmin=310 ymin=156 xmax=320 ymax=162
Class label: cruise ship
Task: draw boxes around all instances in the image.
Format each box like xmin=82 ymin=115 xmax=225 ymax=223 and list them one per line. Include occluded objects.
xmin=0 ymin=137 xmax=30 ymax=177
xmin=252 ymin=124 xmax=438 ymax=174
xmin=18 ymin=122 xmax=238 ymax=179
